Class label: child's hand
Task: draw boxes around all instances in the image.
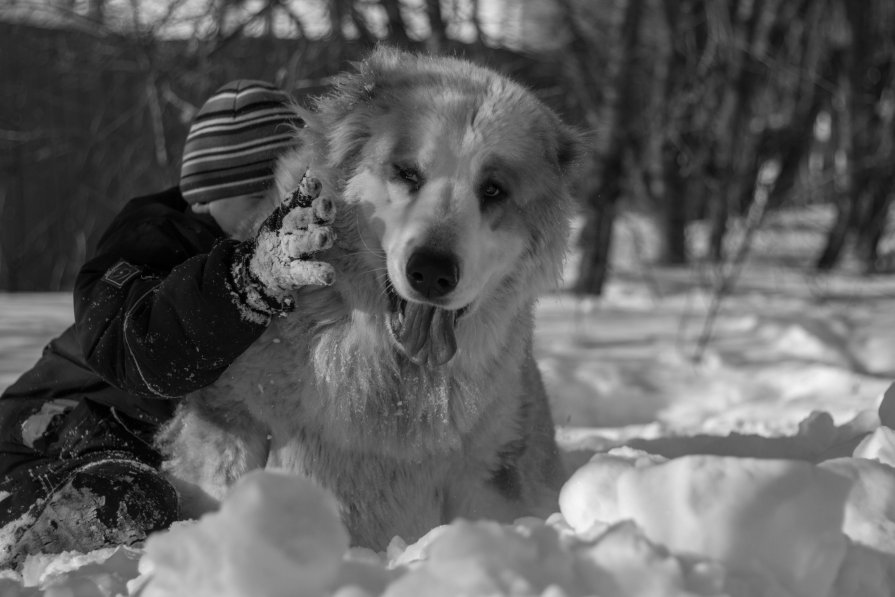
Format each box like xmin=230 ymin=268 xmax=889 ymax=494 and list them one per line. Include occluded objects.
xmin=230 ymin=171 xmax=336 ymax=319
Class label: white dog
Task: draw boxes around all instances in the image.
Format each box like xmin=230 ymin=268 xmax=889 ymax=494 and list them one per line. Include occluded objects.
xmin=158 ymin=47 xmax=584 ymax=550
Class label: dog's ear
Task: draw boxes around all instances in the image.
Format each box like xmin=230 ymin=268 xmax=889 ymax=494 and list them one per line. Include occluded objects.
xmin=325 ymin=45 xmax=413 ymax=109
xmin=553 ymin=123 xmax=589 ymax=178
xmin=364 ymin=45 xmax=412 ymax=77
xmin=307 ymin=50 xmax=396 ymax=172
xmin=310 ymin=46 xmax=427 ymax=172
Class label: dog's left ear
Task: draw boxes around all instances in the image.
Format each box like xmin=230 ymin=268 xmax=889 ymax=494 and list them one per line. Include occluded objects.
xmin=341 ymin=45 xmax=413 ymax=106
xmin=553 ymin=124 xmax=589 ymax=178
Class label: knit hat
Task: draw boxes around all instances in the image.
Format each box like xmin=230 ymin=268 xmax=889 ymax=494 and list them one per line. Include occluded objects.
xmin=179 ymin=80 xmax=301 ymax=205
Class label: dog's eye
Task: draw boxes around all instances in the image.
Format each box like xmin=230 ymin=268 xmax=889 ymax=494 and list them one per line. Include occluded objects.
xmin=393 ymin=164 xmax=423 ymax=191
xmin=479 ymin=181 xmax=507 ymax=205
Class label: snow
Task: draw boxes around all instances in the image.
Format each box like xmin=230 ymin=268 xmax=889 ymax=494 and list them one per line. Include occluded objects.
xmin=2 ymin=206 xmax=895 ymax=596
xmin=134 ymin=472 xmax=350 ymax=597
xmin=0 ymin=293 xmax=73 ymax=392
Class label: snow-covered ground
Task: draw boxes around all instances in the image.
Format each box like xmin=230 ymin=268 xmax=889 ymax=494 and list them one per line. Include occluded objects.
xmin=2 ymin=206 xmax=895 ymax=596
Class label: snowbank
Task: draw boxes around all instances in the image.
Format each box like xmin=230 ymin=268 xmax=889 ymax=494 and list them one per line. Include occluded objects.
xmin=5 ymin=390 xmax=895 ymax=597
xmin=134 ymin=472 xmax=350 ymax=597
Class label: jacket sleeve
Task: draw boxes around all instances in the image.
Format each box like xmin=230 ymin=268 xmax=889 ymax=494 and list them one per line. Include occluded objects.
xmin=74 ymin=193 xmax=270 ymax=399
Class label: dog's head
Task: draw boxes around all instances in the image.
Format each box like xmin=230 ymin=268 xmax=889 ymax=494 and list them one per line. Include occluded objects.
xmin=286 ymin=47 xmax=584 ymax=366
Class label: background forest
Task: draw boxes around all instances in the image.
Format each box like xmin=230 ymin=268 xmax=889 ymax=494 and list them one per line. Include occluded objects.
xmin=3 ymin=5 xmax=895 ymax=593
xmin=1 ymin=0 xmax=893 ymax=293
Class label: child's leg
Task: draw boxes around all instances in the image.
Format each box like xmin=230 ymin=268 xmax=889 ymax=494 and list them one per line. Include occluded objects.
xmin=0 ymin=397 xmax=178 ymax=570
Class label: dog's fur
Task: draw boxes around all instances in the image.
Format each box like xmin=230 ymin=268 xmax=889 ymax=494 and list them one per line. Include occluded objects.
xmin=158 ymin=47 xmax=584 ymax=550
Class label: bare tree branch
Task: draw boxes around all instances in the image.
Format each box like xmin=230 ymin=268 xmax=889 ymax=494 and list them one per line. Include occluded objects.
xmin=425 ymin=0 xmax=447 ymax=51
xmin=380 ymin=0 xmax=411 ymax=46
xmin=350 ymin=1 xmax=379 ymax=45
xmin=279 ymin=0 xmax=308 ymax=38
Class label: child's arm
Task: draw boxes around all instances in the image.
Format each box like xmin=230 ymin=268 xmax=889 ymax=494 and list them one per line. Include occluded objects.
xmin=74 ymin=174 xmax=334 ymax=399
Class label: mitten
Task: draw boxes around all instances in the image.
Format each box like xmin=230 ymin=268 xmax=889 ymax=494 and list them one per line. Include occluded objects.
xmin=229 ymin=172 xmax=336 ymax=322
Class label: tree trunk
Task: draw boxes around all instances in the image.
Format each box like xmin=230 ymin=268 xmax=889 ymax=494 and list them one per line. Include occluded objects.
xmin=704 ymin=0 xmax=782 ymax=263
xmin=816 ymin=195 xmax=855 ymax=270
xmin=815 ymin=88 xmax=854 ymax=270
xmin=425 ymin=0 xmax=447 ymax=52
xmin=760 ymin=0 xmax=828 ymax=213
xmin=87 ymin=0 xmax=104 ymax=23
xmin=856 ymin=183 xmax=894 ymax=272
xmin=660 ymin=162 xmax=689 ymax=265
xmin=566 ymin=0 xmax=644 ymax=295
xmin=349 ymin=2 xmax=378 ymax=46
xmin=648 ymin=0 xmax=688 ymax=265
xmin=381 ymin=0 xmax=411 ymax=48
xmin=816 ymin=0 xmax=858 ymax=270
xmin=707 ymin=185 xmax=729 ymax=262
xmin=765 ymin=91 xmax=824 ymax=209
xmin=846 ymin=0 xmax=895 ymax=273
xmin=329 ymin=0 xmax=345 ymax=41
xmin=575 ymin=186 xmax=618 ymax=295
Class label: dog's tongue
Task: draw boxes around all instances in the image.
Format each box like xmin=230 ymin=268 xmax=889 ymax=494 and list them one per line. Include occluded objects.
xmin=397 ymin=303 xmax=457 ymax=366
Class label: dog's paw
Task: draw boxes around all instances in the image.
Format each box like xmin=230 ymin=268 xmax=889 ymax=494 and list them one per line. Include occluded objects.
xmin=280 ymin=173 xmax=336 ymax=252
xmin=238 ymin=172 xmax=339 ymax=318
xmin=280 ymin=223 xmax=335 ymax=258
xmin=283 ymin=260 xmax=336 ymax=287
xmin=277 ymin=174 xmax=337 ymax=286
xmin=281 ymin=194 xmax=337 ymax=228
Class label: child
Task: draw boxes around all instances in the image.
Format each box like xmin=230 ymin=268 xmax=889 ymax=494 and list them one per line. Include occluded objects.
xmin=0 ymin=80 xmax=334 ymax=568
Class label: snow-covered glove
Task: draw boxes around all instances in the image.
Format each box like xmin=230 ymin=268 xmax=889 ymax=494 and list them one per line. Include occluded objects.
xmin=229 ymin=172 xmax=336 ymax=322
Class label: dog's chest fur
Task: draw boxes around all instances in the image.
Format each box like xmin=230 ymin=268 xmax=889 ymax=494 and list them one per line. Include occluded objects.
xmin=231 ymin=282 xmax=526 ymax=448
xmin=181 ymin=295 xmax=535 ymax=547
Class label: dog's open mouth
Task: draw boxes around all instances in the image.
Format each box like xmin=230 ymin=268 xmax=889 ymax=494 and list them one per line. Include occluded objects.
xmin=385 ymin=283 xmax=469 ymax=367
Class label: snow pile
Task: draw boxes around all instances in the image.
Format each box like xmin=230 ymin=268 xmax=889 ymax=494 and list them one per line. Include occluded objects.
xmin=131 ymin=418 xmax=893 ymax=597
xmin=536 ymin=287 xmax=895 ymax=437
xmin=131 ymin=470 xmax=729 ymax=597
xmin=8 ymin=396 xmax=887 ymax=597
xmin=133 ymin=471 xmax=353 ymax=597
xmin=562 ymin=453 xmax=853 ymax=596
xmin=383 ymin=518 xmax=724 ymax=597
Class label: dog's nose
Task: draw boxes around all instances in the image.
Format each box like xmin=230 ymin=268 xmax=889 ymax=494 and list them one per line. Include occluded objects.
xmin=405 ymin=249 xmax=459 ymax=298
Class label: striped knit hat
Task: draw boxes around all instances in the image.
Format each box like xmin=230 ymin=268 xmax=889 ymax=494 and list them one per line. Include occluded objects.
xmin=180 ymin=80 xmax=301 ymax=205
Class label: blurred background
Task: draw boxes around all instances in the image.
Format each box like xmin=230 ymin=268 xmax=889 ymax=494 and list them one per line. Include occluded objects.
xmin=1 ymin=0 xmax=894 ymax=293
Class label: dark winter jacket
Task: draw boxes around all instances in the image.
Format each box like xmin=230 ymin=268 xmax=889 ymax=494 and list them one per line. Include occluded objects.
xmin=2 ymin=187 xmax=268 ymax=425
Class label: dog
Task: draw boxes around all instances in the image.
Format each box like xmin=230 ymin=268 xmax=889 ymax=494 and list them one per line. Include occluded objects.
xmin=158 ymin=47 xmax=584 ymax=550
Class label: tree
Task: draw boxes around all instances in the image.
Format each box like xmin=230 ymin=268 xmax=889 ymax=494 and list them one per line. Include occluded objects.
xmin=561 ymin=0 xmax=644 ymax=296
xmin=816 ymin=0 xmax=895 ymax=272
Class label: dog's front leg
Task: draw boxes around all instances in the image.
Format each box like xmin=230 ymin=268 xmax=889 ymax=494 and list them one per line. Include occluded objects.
xmin=449 ymin=356 xmax=565 ymax=523
xmin=156 ymin=393 xmax=270 ymax=519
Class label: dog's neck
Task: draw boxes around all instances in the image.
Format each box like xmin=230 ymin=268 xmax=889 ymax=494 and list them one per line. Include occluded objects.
xmin=266 ymin=194 xmax=544 ymax=456
xmin=282 ymin=252 xmax=535 ymax=458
